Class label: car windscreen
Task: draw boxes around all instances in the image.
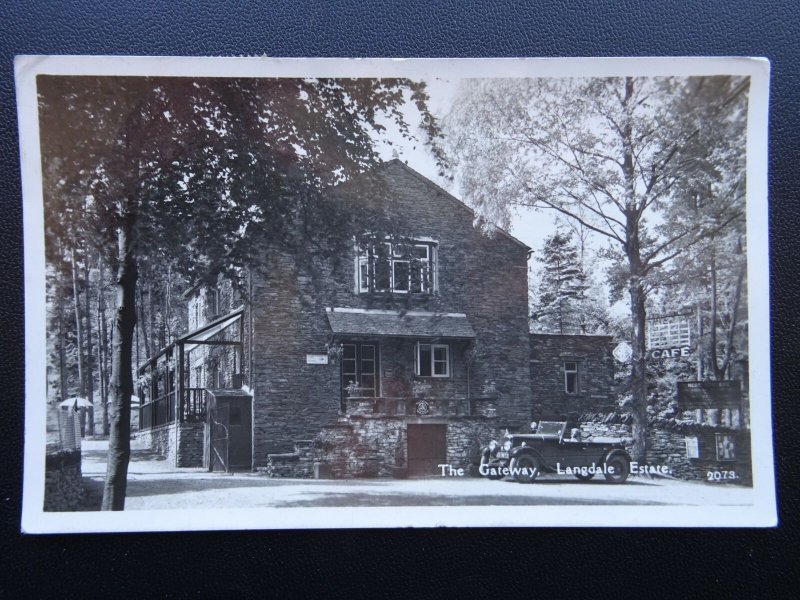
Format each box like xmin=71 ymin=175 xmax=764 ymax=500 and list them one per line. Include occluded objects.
xmin=536 ymin=421 xmax=566 ymax=436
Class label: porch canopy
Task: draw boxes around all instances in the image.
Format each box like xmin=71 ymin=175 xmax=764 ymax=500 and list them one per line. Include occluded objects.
xmin=326 ymin=307 xmax=476 ymax=339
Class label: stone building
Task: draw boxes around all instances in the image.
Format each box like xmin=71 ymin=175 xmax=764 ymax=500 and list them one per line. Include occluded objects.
xmin=137 ymin=160 xmax=535 ymax=476
xmin=529 ymin=333 xmax=616 ymax=420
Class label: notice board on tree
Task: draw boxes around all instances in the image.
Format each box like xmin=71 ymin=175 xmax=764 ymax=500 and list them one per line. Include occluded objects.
xmin=678 ymin=381 xmax=742 ymax=410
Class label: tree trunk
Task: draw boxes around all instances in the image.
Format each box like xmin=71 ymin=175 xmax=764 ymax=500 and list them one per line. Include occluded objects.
xmin=57 ymin=280 xmax=69 ymax=402
xmin=149 ymin=284 xmax=157 ymax=357
xmin=102 ymin=212 xmax=137 ymax=511
xmin=138 ymin=284 xmax=150 ymax=360
xmin=70 ymin=247 xmax=86 ymax=436
xmin=718 ymin=259 xmax=746 ymax=380
xmin=621 ymin=77 xmax=648 ymax=463
xmin=98 ymin=254 xmax=110 ymax=436
xmin=628 ymin=275 xmax=649 ymax=462
xmin=83 ymin=251 xmax=95 ymax=435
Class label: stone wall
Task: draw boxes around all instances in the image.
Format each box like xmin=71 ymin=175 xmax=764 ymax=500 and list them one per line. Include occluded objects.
xmin=261 ymin=440 xmax=316 ymax=478
xmin=646 ymin=425 xmax=752 ymax=484
xmin=137 ymin=422 xmax=205 ymax=467
xmin=44 ymin=448 xmax=83 ymax=511
xmin=177 ymin=422 xmax=205 ymax=467
xmin=314 ymin=416 xmax=505 ymax=479
xmin=530 ymin=334 xmax=616 ymax=418
xmin=579 ymin=413 xmax=752 ymax=484
xmin=137 ymin=424 xmax=177 ymax=464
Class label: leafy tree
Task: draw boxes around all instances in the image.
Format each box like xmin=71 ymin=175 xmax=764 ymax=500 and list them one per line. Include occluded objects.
xmin=39 ymin=75 xmax=443 ymax=509
xmin=444 ymin=75 xmax=747 ymax=460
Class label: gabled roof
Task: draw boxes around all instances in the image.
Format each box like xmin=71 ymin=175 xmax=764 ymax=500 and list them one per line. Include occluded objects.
xmin=138 ymin=307 xmax=244 ymax=371
xmin=335 ymin=159 xmax=531 ymax=252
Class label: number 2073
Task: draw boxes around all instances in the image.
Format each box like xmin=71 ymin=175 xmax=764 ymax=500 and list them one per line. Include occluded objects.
xmin=707 ymin=470 xmax=737 ymax=481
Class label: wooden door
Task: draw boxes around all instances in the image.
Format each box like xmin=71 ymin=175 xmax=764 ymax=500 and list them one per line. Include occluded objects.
xmin=407 ymin=424 xmax=447 ymax=476
xmin=227 ymin=398 xmax=252 ymax=470
xmin=209 ymin=397 xmax=252 ymax=472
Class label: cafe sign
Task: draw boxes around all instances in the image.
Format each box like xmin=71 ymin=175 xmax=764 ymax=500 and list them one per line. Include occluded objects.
xmin=648 ymin=346 xmax=691 ymax=359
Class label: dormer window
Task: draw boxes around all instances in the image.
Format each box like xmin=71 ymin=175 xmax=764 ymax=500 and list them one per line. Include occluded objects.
xmin=357 ymin=239 xmax=436 ymax=294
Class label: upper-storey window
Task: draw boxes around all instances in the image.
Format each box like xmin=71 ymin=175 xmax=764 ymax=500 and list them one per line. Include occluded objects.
xmin=357 ymin=239 xmax=436 ymax=294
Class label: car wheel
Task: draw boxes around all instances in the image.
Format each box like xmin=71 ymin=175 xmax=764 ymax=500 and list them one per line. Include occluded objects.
xmin=512 ymin=454 xmax=540 ymax=483
xmin=480 ymin=455 xmax=504 ymax=480
xmin=603 ymin=454 xmax=630 ymax=484
xmin=574 ymin=471 xmax=595 ymax=481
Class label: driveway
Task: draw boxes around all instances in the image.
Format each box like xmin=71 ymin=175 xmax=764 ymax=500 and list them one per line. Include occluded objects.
xmin=79 ymin=439 xmax=754 ymax=510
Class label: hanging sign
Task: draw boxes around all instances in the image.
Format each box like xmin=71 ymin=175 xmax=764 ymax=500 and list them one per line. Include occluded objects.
xmin=612 ymin=341 xmax=633 ymax=363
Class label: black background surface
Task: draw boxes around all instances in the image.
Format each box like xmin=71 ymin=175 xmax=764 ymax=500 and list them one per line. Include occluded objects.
xmin=0 ymin=2 xmax=797 ymax=597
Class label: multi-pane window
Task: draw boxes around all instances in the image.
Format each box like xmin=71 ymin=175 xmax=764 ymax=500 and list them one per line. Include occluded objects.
xmin=416 ymin=343 xmax=450 ymax=377
xmin=564 ymin=361 xmax=580 ymax=393
xmin=341 ymin=343 xmax=378 ymax=397
xmin=358 ymin=240 xmax=435 ymax=294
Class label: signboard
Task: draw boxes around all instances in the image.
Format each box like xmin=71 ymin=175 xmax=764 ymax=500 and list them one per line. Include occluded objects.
xmin=649 ymin=346 xmax=691 ymax=359
xmin=613 ymin=341 xmax=633 ymax=362
xmin=647 ymin=316 xmax=692 ymax=349
xmin=677 ymin=381 xmax=742 ymax=410
xmin=306 ymin=354 xmax=329 ymax=365
xmin=415 ymin=400 xmax=431 ymax=415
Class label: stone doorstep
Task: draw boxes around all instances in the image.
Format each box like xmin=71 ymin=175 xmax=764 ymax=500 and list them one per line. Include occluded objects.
xmin=267 ymin=452 xmax=300 ymax=461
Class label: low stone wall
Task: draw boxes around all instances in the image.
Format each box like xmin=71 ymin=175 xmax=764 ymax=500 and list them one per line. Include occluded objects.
xmin=44 ymin=448 xmax=83 ymax=512
xmin=314 ymin=417 xmax=505 ymax=479
xmin=647 ymin=426 xmax=751 ymax=484
xmin=578 ymin=412 xmax=752 ymax=484
xmin=137 ymin=423 xmax=177 ymax=464
xmin=177 ymin=422 xmax=205 ymax=467
xmin=445 ymin=419 xmax=503 ymax=470
xmin=137 ymin=422 xmax=205 ymax=467
xmin=261 ymin=441 xmax=315 ymax=478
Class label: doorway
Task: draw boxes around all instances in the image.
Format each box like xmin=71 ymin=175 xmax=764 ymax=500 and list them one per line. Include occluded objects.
xmin=208 ymin=393 xmax=252 ymax=472
xmin=406 ymin=424 xmax=447 ymax=476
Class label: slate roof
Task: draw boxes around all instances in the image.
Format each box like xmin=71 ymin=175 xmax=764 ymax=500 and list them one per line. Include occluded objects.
xmin=326 ymin=308 xmax=476 ymax=339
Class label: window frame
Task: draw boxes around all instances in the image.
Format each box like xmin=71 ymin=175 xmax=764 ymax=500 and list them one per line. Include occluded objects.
xmin=341 ymin=342 xmax=380 ymax=398
xmin=415 ymin=342 xmax=450 ymax=378
xmin=564 ymin=360 xmax=580 ymax=394
xmin=356 ymin=239 xmax=436 ymax=295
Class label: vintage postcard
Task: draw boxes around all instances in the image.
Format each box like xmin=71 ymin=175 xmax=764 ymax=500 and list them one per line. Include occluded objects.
xmin=17 ymin=56 xmax=775 ymax=532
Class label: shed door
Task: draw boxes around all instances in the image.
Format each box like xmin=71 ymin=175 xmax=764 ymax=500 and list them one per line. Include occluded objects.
xmin=407 ymin=424 xmax=447 ymax=476
xmin=209 ymin=397 xmax=252 ymax=472
xmin=227 ymin=398 xmax=252 ymax=470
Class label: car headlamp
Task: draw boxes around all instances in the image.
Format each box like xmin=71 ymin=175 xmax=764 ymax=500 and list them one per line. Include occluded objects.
xmin=488 ymin=440 xmax=498 ymax=451
xmin=502 ymin=440 xmax=512 ymax=451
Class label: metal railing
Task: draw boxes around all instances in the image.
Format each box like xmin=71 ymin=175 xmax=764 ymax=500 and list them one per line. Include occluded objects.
xmin=139 ymin=391 xmax=177 ymax=430
xmin=182 ymin=388 xmax=207 ymax=423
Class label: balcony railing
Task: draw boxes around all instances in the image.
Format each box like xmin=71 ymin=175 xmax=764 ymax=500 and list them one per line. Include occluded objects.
xmin=139 ymin=388 xmax=208 ymax=430
xmin=182 ymin=388 xmax=207 ymax=423
xmin=139 ymin=391 xmax=177 ymax=430
xmin=344 ymin=396 xmax=498 ymax=418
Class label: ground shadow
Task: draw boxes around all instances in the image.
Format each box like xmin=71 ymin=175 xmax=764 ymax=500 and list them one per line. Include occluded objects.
xmin=270 ymin=493 xmax=668 ymax=507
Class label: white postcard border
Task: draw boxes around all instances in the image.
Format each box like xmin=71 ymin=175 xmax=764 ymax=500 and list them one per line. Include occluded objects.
xmin=16 ymin=56 xmax=775 ymax=532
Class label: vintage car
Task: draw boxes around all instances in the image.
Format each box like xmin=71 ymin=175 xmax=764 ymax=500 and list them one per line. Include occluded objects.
xmin=479 ymin=421 xmax=633 ymax=484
